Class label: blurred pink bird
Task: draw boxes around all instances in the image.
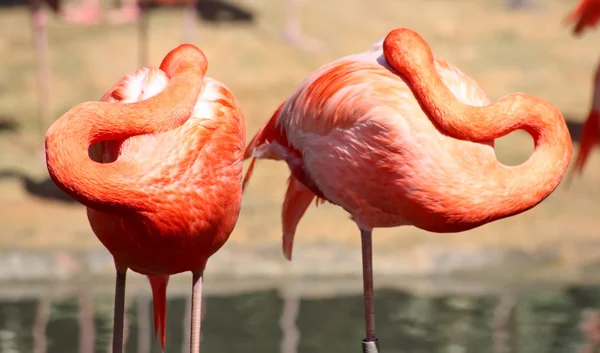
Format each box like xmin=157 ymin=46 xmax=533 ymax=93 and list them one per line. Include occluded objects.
xmin=564 ymin=0 xmax=600 ymax=180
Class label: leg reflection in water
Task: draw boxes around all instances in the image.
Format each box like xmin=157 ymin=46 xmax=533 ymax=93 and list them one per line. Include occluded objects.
xmin=279 ymin=288 xmax=300 ymax=353
xmin=182 ymin=295 xmax=191 ymax=353
xmin=33 ymin=297 xmax=51 ymax=353
xmin=78 ymin=290 xmax=96 ymax=353
xmin=137 ymin=295 xmax=151 ymax=353
xmin=492 ymin=295 xmax=517 ymax=353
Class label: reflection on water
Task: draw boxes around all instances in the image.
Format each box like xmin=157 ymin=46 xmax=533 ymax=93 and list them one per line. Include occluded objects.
xmin=2 ymin=283 xmax=600 ymax=353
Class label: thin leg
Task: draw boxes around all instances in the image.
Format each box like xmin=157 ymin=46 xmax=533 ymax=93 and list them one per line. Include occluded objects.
xmin=190 ymin=272 xmax=204 ymax=353
xmin=283 ymin=0 xmax=323 ymax=52
xmin=182 ymin=0 xmax=197 ymax=43
xmin=360 ymin=228 xmax=380 ymax=353
xmin=138 ymin=5 xmax=148 ymax=67
xmin=30 ymin=0 xmax=51 ymax=138
xmin=113 ymin=270 xmax=127 ymax=353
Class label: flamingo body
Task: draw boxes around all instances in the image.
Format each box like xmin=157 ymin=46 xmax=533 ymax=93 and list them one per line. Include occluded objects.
xmin=45 ymin=44 xmax=245 ymax=351
xmin=249 ymin=51 xmax=492 ymax=232
xmin=87 ymin=70 xmax=243 ymax=276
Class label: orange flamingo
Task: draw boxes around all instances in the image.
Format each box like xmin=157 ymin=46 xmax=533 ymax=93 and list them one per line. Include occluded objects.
xmin=564 ymin=0 xmax=600 ymax=179
xmin=44 ymin=44 xmax=246 ymax=353
xmin=242 ymin=28 xmax=572 ymax=349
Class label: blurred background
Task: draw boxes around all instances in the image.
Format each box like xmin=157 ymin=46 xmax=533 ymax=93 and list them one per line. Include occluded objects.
xmin=2 ymin=0 xmax=600 ymax=351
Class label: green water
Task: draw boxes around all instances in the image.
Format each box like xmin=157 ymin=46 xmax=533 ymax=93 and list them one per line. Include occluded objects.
xmin=1 ymin=283 xmax=600 ymax=353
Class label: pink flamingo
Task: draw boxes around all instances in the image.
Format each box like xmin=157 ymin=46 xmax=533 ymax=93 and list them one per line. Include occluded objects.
xmin=242 ymin=28 xmax=572 ymax=349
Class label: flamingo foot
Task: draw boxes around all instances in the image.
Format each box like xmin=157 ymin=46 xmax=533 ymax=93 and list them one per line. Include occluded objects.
xmin=106 ymin=5 xmax=141 ymax=25
xmin=283 ymin=28 xmax=324 ymax=53
xmin=61 ymin=3 xmax=102 ymax=24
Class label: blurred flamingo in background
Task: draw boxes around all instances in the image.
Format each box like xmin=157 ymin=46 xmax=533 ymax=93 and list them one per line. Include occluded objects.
xmin=30 ymin=0 xmax=102 ymax=151
xmin=104 ymin=0 xmax=199 ymax=67
xmin=564 ymin=0 xmax=600 ymax=180
xmin=283 ymin=0 xmax=323 ymax=52
xmin=44 ymin=43 xmax=246 ymax=353
xmin=564 ymin=0 xmax=600 ymax=36
xmin=243 ymin=27 xmax=572 ymax=347
xmin=100 ymin=0 xmax=323 ymax=54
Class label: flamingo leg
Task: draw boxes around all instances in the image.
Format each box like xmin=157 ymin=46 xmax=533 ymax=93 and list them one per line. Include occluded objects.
xmin=182 ymin=0 xmax=197 ymax=43
xmin=112 ymin=270 xmax=127 ymax=353
xmin=360 ymin=228 xmax=379 ymax=353
xmin=138 ymin=5 xmax=149 ymax=67
xmin=190 ymin=272 xmax=204 ymax=353
xmin=30 ymin=0 xmax=52 ymax=140
xmin=283 ymin=0 xmax=323 ymax=52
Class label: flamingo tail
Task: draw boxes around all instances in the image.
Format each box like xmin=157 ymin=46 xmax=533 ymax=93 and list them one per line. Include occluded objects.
xmin=148 ymin=275 xmax=170 ymax=351
xmin=282 ymin=175 xmax=316 ymax=260
xmin=242 ymin=103 xmax=286 ymax=191
xmin=564 ymin=0 xmax=600 ymax=36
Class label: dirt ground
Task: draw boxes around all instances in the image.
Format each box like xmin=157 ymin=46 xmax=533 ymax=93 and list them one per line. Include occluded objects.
xmin=1 ymin=0 xmax=600 ymax=266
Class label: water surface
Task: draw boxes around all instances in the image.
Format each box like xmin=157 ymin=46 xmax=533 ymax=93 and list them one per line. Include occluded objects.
xmin=1 ymin=280 xmax=600 ymax=353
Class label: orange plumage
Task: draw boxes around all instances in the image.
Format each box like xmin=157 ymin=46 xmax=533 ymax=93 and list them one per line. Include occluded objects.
xmin=564 ymin=0 xmax=600 ymax=181
xmin=45 ymin=44 xmax=245 ymax=352
xmin=565 ymin=0 xmax=600 ymax=36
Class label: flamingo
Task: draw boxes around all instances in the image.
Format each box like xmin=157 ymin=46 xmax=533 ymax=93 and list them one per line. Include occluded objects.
xmin=103 ymin=0 xmax=323 ymax=53
xmin=29 ymin=0 xmax=102 ymax=147
xmin=563 ymin=0 xmax=600 ymax=179
xmin=564 ymin=0 xmax=600 ymax=36
xmin=44 ymin=43 xmax=246 ymax=353
xmin=106 ymin=0 xmax=199 ymax=67
xmin=242 ymin=27 xmax=572 ymax=349
xmin=283 ymin=0 xmax=323 ymax=52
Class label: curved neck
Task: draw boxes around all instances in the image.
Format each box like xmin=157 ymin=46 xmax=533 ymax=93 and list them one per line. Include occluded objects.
xmin=45 ymin=44 xmax=207 ymax=214
xmin=382 ymin=28 xmax=572 ymax=225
